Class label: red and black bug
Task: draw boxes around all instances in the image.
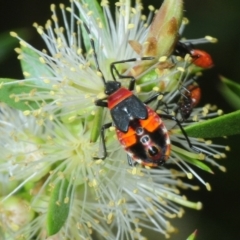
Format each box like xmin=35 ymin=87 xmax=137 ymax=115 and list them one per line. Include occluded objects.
xmin=84 ymin=23 xmax=201 ymax=167
xmin=178 ymin=84 xmax=201 ymax=121
xmin=174 ymin=41 xmax=213 ymax=68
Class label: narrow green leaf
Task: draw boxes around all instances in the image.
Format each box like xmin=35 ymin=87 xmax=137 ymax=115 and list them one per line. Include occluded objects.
xmin=220 ymin=75 xmax=240 ymax=93
xmin=90 ymin=107 xmax=104 ymax=142
xmin=80 ymin=0 xmax=106 ymax=54
xmin=184 ymin=110 xmax=240 ymax=138
xmin=181 ymin=155 xmax=213 ymax=173
xmin=186 ymin=230 xmax=198 ymax=240
xmin=46 ymin=179 xmax=71 ymax=236
xmin=20 ymin=46 xmax=53 ymax=86
xmin=219 ymin=76 xmax=240 ymax=109
xmin=0 ymin=78 xmax=39 ymax=111
xmin=0 ymin=29 xmax=31 ymax=63
xmin=81 ymin=0 xmax=106 ymax=28
xmin=0 ymin=32 xmax=18 ymax=63
xmin=219 ymin=84 xmax=240 ymax=109
xmin=172 ymin=145 xmax=213 ymax=173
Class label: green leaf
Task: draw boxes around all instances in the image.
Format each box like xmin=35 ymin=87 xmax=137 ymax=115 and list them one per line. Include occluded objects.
xmin=46 ymin=179 xmax=71 ymax=236
xmin=20 ymin=46 xmax=53 ymax=86
xmin=219 ymin=76 xmax=240 ymax=109
xmin=0 ymin=78 xmax=39 ymax=111
xmin=80 ymin=0 xmax=106 ymax=54
xmin=0 ymin=29 xmax=31 ymax=63
xmin=172 ymin=145 xmax=213 ymax=173
xmin=81 ymin=0 xmax=106 ymax=28
xmin=182 ymin=154 xmax=213 ymax=173
xmin=184 ymin=110 xmax=240 ymax=138
xmin=137 ymin=69 xmax=159 ymax=92
xmin=220 ymin=75 xmax=240 ymax=93
xmin=90 ymin=107 xmax=104 ymax=142
xmin=186 ymin=230 xmax=198 ymax=240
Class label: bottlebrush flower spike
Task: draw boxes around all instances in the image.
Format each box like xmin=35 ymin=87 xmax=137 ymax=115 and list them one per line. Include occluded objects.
xmin=143 ymin=0 xmax=183 ymax=58
xmin=0 ymin=0 xmax=229 ymax=239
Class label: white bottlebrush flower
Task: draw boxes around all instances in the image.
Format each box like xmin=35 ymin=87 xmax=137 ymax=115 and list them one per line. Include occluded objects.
xmin=0 ymin=0 xmax=229 ymax=239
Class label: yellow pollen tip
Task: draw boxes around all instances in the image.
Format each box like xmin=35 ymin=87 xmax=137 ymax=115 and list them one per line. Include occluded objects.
xmin=196 ymin=202 xmax=203 ymax=210
xmin=107 ymin=212 xmax=113 ymax=221
xmin=159 ymin=56 xmax=167 ymax=62
xmin=186 ymin=172 xmax=193 ymax=179
xmin=131 ymin=167 xmax=137 ymax=175
xmin=131 ymin=8 xmax=137 ymax=15
xmin=19 ymin=40 xmax=27 ymax=47
xmin=206 ymin=183 xmax=211 ymax=191
xmin=219 ymin=166 xmax=227 ymax=172
xmin=213 ymin=154 xmax=221 ymax=159
xmin=39 ymin=57 xmax=46 ymax=64
xmin=127 ymin=24 xmax=135 ymax=29
xmin=87 ymin=11 xmax=93 ymax=16
xmin=97 ymin=92 xmax=106 ymax=99
xmin=109 ymin=126 xmax=115 ymax=132
xmin=133 ymin=188 xmax=138 ymax=194
xmin=182 ymin=17 xmax=189 ymax=25
xmin=66 ymin=7 xmax=72 ymax=13
xmin=14 ymin=48 xmax=21 ymax=54
xmin=59 ymin=3 xmax=65 ymax=9
xmin=141 ymin=15 xmax=147 ymax=21
xmin=177 ymin=67 xmax=185 ymax=72
xmin=135 ymin=228 xmax=142 ymax=233
xmin=50 ymin=4 xmax=56 ymax=12
xmin=225 ymin=146 xmax=230 ymax=151
xmin=184 ymin=53 xmax=192 ymax=62
xmin=23 ymin=71 xmax=31 ymax=77
xmin=68 ymin=116 xmax=76 ymax=122
xmin=37 ymin=27 xmax=44 ymax=35
xmin=157 ymin=95 xmax=163 ymax=101
xmin=148 ymin=5 xmax=155 ymax=11
xmin=217 ymin=109 xmax=223 ymax=115
xmin=198 ymin=153 xmax=205 ymax=160
xmin=101 ymin=0 xmax=109 ymax=7
xmin=23 ymin=110 xmax=31 ymax=116
xmin=96 ymin=71 xmax=103 ymax=77
xmin=205 ymin=140 xmax=212 ymax=145
xmin=10 ymin=31 xmax=18 ymax=37
xmin=94 ymin=159 xmax=103 ymax=165
xmin=205 ymin=36 xmax=218 ymax=43
xmin=135 ymin=85 xmax=141 ymax=93
xmin=191 ymin=185 xmax=200 ymax=191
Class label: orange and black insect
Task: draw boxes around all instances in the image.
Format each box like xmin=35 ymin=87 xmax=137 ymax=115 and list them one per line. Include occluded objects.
xmin=84 ymin=23 xmax=201 ymax=167
xmin=178 ymin=84 xmax=201 ymax=121
xmin=174 ymin=41 xmax=213 ymax=68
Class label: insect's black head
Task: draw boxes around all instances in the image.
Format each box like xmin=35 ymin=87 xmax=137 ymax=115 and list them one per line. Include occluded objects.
xmin=174 ymin=41 xmax=193 ymax=58
xmin=105 ymin=81 xmax=121 ymax=95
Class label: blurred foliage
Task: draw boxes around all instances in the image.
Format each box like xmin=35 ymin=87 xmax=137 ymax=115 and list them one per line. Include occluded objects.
xmin=0 ymin=29 xmax=31 ymax=63
xmin=219 ymin=76 xmax=240 ymax=109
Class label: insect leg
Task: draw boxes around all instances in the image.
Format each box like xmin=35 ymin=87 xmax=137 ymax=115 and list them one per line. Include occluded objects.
xmin=110 ymin=57 xmax=154 ymax=91
xmin=159 ymin=113 xmax=208 ymax=155
xmin=144 ymin=92 xmax=169 ymax=114
xmin=93 ymin=122 xmax=112 ymax=160
xmin=127 ymin=154 xmax=138 ymax=167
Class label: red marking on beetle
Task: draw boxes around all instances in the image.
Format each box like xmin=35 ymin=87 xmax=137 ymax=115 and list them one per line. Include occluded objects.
xmin=191 ymin=49 xmax=213 ymax=68
xmin=116 ymin=107 xmax=171 ymax=167
xmin=108 ymin=87 xmax=133 ymax=110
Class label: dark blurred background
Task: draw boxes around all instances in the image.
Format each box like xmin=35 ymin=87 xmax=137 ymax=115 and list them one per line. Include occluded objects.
xmin=0 ymin=0 xmax=239 ymax=239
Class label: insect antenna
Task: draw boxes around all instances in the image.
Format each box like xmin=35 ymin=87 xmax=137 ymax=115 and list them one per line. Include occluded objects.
xmin=82 ymin=22 xmax=107 ymax=85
